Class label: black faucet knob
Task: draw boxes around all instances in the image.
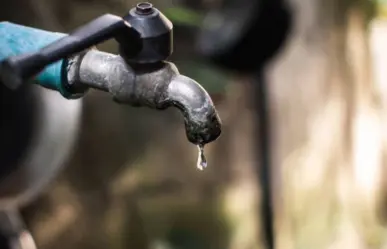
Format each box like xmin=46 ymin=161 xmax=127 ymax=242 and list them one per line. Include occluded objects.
xmin=120 ymin=2 xmax=173 ymax=64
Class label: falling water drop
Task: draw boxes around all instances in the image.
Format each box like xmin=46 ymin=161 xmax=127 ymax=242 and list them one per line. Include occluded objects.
xmin=196 ymin=144 xmax=207 ymax=171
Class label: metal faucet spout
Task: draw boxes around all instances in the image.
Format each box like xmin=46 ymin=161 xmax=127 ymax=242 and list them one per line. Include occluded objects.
xmin=164 ymin=74 xmax=221 ymax=144
xmin=69 ymin=50 xmax=222 ymax=145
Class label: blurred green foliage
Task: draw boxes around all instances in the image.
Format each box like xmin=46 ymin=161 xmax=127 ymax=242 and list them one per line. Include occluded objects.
xmin=377 ymin=2 xmax=387 ymax=17
xmin=164 ymin=7 xmax=203 ymax=27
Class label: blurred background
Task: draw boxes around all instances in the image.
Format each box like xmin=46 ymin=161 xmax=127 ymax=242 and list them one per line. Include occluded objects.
xmin=3 ymin=0 xmax=387 ymax=248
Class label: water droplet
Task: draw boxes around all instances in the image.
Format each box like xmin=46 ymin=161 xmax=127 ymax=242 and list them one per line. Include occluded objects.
xmin=197 ymin=144 xmax=207 ymax=171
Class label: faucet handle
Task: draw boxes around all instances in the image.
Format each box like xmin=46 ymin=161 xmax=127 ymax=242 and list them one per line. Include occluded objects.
xmin=0 ymin=2 xmax=174 ymax=91
xmin=0 ymin=14 xmax=141 ymax=90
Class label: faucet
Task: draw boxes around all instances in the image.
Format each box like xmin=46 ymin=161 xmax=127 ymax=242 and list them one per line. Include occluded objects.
xmin=0 ymin=2 xmax=221 ymax=146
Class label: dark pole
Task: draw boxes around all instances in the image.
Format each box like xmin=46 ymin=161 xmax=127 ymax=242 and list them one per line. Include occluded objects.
xmin=253 ymin=70 xmax=274 ymax=249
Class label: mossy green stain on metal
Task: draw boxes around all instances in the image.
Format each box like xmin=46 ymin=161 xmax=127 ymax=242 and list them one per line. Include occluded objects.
xmin=0 ymin=22 xmax=74 ymax=98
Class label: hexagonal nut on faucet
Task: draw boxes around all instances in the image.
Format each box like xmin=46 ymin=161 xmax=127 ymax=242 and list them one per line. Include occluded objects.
xmin=120 ymin=2 xmax=173 ymax=64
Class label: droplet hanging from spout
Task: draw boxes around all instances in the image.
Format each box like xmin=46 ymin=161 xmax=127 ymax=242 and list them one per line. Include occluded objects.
xmin=196 ymin=144 xmax=207 ymax=171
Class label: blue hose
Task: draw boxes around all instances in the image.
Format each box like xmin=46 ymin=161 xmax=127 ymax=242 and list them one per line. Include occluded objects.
xmin=0 ymin=22 xmax=73 ymax=98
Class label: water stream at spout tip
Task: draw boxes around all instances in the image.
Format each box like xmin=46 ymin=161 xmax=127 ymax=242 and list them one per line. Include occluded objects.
xmin=196 ymin=144 xmax=207 ymax=171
